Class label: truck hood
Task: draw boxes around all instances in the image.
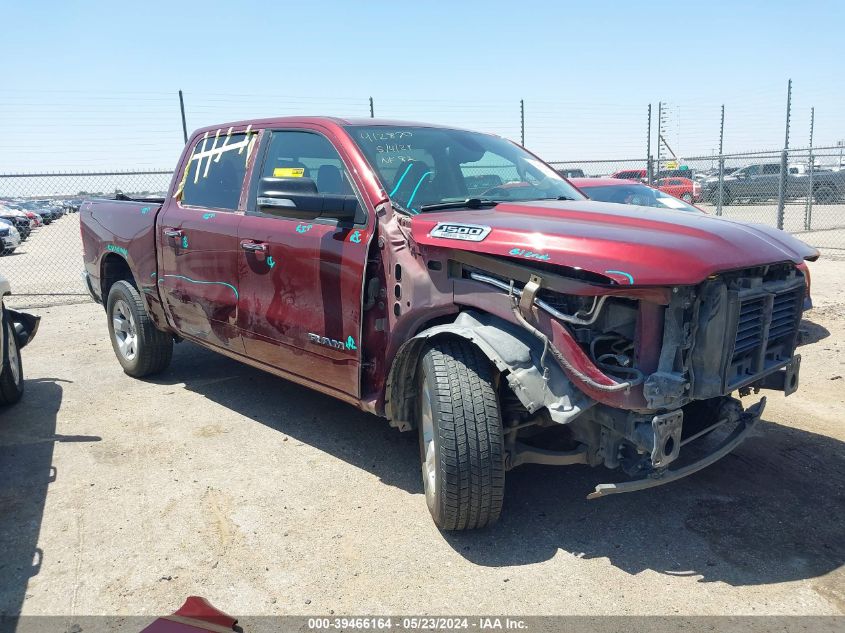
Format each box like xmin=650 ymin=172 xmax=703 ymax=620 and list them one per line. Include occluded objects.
xmin=410 ymin=200 xmax=818 ymax=286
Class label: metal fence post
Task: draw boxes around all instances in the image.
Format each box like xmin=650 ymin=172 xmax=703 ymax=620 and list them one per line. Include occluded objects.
xmin=646 ymin=104 xmax=652 ymax=184
xmin=520 ymin=99 xmax=525 ymax=147
xmin=369 ymin=96 xmax=374 ymax=118
xmin=776 ymin=79 xmax=792 ymax=231
xmin=805 ymin=107 xmax=814 ymax=231
xmin=656 ymin=102 xmax=662 ymax=180
xmin=178 ymin=90 xmax=188 ymax=144
xmin=716 ymin=104 xmax=725 ymax=216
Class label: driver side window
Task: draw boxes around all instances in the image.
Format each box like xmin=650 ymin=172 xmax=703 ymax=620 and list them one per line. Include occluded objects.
xmin=261 ymin=131 xmax=353 ymax=195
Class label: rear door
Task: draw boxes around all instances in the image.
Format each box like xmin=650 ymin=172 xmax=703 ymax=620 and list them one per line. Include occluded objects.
xmin=157 ymin=128 xmax=259 ymax=352
xmin=237 ymin=127 xmax=372 ymax=397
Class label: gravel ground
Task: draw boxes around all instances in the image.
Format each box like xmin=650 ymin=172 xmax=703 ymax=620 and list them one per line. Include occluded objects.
xmin=0 ymin=255 xmax=843 ymax=620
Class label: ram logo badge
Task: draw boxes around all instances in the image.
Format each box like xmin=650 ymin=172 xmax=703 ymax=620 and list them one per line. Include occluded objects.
xmin=308 ymin=333 xmax=357 ymax=352
xmin=429 ymin=222 xmax=491 ymax=242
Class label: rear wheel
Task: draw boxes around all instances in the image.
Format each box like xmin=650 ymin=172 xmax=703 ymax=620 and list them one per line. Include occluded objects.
xmin=106 ymin=280 xmax=172 ymax=377
xmin=418 ymin=339 xmax=505 ymax=530
xmin=0 ymin=309 xmax=24 ymax=406
xmin=815 ymin=185 xmax=835 ymax=204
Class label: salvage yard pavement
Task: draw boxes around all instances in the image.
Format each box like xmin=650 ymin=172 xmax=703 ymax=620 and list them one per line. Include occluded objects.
xmin=1 ymin=256 xmax=844 ymax=619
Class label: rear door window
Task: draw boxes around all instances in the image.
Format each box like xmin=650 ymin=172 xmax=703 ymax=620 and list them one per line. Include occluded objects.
xmin=179 ymin=131 xmax=255 ymax=210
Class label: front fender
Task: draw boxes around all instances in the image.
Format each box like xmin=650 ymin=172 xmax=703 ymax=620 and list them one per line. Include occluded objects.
xmin=385 ymin=310 xmax=594 ymax=431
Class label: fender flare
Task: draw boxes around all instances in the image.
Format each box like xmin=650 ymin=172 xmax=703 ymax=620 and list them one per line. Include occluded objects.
xmin=385 ymin=310 xmax=593 ymax=431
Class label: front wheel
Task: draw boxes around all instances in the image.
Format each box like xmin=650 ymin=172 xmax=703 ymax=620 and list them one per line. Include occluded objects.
xmin=0 ymin=309 xmax=24 ymax=405
xmin=418 ymin=339 xmax=505 ymax=530
xmin=106 ymin=280 xmax=173 ymax=377
xmin=681 ymin=193 xmax=693 ymax=202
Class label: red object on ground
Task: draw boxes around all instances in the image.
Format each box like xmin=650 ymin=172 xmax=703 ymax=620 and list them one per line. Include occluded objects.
xmin=140 ymin=596 xmax=238 ymax=633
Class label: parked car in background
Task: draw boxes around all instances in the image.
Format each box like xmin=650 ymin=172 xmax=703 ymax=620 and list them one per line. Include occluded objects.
xmin=655 ymin=168 xmax=696 ymax=181
xmin=656 ymin=176 xmax=702 ymax=203
xmin=701 ymin=162 xmax=845 ymax=204
xmin=556 ymin=168 xmax=585 ymax=178
xmin=570 ymin=177 xmax=703 ymax=212
xmin=610 ymin=168 xmax=647 ymax=181
xmin=0 ymin=207 xmax=31 ymax=240
xmin=22 ymin=210 xmax=43 ymax=227
xmin=0 ymin=274 xmax=40 ymax=405
xmin=0 ymin=219 xmax=22 ymax=255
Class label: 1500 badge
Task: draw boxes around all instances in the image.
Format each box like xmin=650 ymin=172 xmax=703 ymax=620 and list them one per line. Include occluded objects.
xmin=429 ymin=222 xmax=491 ymax=242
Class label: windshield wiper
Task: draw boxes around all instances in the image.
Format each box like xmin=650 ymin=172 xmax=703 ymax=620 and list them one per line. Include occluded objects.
xmin=419 ymin=198 xmax=499 ymax=213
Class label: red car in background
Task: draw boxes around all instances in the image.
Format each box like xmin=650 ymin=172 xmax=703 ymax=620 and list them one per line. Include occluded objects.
xmin=610 ymin=168 xmax=647 ymax=181
xmin=657 ymin=176 xmax=702 ymax=203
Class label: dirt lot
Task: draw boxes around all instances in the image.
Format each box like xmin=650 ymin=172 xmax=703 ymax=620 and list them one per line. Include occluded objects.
xmin=1 ymin=255 xmax=843 ymax=620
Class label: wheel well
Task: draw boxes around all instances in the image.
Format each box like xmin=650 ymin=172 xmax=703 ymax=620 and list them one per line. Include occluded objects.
xmin=386 ymin=329 xmax=497 ymax=432
xmin=100 ymin=253 xmax=135 ymax=301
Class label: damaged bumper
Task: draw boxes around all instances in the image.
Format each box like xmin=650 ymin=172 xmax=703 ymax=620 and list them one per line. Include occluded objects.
xmin=587 ymin=397 xmax=766 ymax=499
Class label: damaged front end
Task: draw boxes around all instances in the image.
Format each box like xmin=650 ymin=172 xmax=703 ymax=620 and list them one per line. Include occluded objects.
xmin=433 ymin=253 xmax=807 ymax=498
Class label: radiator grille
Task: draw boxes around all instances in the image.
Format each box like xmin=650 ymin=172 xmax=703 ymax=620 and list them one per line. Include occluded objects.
xmin=769 ymin=289 xmax=801 ymax=343
xmin=732 ymin=297 xmax=765 ymax=360
xmin=728 ymin=286 xmax=802 ymax=389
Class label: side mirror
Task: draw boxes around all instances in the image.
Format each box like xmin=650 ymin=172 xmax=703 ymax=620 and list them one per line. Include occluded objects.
xmin=257 ymin=177 xmax=358 ymax=221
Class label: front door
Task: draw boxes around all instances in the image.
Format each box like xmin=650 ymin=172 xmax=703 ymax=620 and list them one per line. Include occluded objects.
xmin=157 ymin=128 xmax=258 ymax=352
xmin=237 ymin=128 xmax=372 ymax=397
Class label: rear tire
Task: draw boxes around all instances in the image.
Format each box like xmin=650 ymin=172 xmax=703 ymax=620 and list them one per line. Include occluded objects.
xmin=106 ymin=280 xmax=172 ymax=377
xmin=418 ymin=338 xmax=505 ymax=530
xmin=0 ymin=309 xmax=24 ymax=406
xmin=814 ymin=185 xmax=835 ymax=204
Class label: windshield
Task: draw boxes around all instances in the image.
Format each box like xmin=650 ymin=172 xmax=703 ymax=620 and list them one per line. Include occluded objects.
xmin=347 ymin=125 xmax=584 ymax=213
xmin=579 ymin=183 xmax=701 ymax=213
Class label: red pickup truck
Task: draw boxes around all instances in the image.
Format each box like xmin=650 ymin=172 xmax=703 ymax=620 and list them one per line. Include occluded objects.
xmin=81 ymin=117 xmax=818 ymax=530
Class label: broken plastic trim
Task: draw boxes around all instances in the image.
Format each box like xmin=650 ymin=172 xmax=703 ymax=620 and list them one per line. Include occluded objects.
xmin=587 ymin=397 xmax=766 ymax=499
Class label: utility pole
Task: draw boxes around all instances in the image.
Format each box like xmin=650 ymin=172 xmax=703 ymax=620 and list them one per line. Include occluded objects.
xmin=369 ymin=96 xmax=374 ymax=118
xmin=520 ymin=99 xmax=525 ymax=147
xmin=646 ymin=104 xmax=652 ymax=184
xmin=178 ymin=90 xmax=188 ymax=144
xmin=776 ymin=79 xmax=792 ymax=230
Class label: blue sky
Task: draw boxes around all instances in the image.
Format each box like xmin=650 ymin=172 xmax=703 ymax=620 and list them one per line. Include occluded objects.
xmin=2 ymin=0 xmax=844 ymax=171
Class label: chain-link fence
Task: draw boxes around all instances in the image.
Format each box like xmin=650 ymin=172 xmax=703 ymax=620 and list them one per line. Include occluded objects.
xmin=0 ymin=171 xmax=171 ymax=308
xmin=550 ymin=146 xmax=845 ymax=250
xmin=2 ymin=151 xmax=843 ymax=308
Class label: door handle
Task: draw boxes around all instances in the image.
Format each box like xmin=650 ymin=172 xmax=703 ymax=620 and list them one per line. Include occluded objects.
xmin=163 ymin=228 xmax=183 ymax=238
xmin=241 ymin=240 xmax=267 ymax=253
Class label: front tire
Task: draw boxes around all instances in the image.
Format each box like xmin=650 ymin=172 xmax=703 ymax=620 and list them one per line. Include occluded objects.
xmin=106 ymin=280 xmax=173 ymax=377
xmin=0 ymin=309 xmax=24 ymax=406
xmin=418 ymin=339 xmax=505 ymax=530
xmin=681 ymin=193 xmax=693 ymax=203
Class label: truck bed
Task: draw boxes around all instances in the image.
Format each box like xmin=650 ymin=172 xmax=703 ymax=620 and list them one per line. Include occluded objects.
xmin=80 ymin=197 xmax=162 ymax=305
